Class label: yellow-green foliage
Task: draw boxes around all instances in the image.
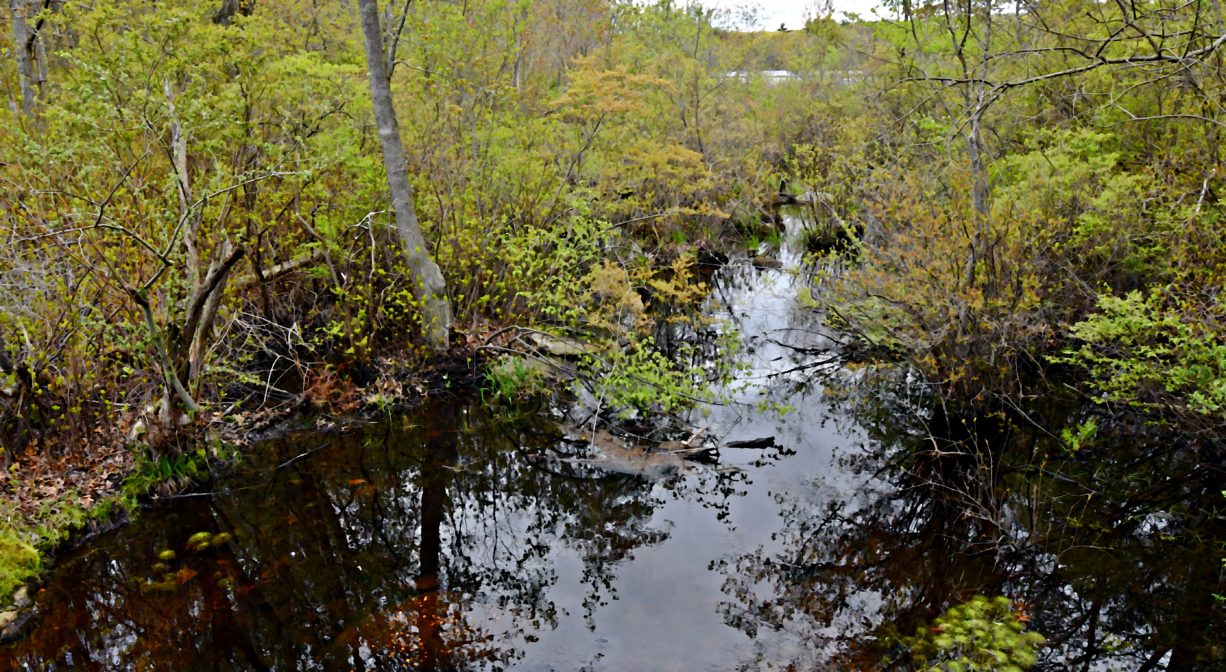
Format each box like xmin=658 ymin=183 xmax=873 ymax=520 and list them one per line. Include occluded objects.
xmin=820 ymin=163 xmax=1052 ymax=400
xmin=805 ymin=0 xmax=1226 ymax=433
xmin=818 ymin=125 xmax=1205 ymax=407
xmin=1060 ymin=289 xmax=1226 ymax=421
xmin=570 ymin=253 xmax=719 ymax=418
xmin=902 ymin=596 xmax=1045 ymax=672
xmin=0 ymin=0 xmax=377 ymax=445
xmin=484 ymin=355 xmax=550 ymax=402
xmin=0 ymin=533 xmax=40 ymax=602
xmin=580 ymin=335 xmax=712 ymax=419
xmin=2 ymin=0 xmax=825 ymax=456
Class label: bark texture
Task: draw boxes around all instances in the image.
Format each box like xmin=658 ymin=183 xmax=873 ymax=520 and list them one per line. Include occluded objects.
xmin=9 ymin=0 xmax=36 ymax=114
xmin=356 ymin=0 xmax=452 ymax=351
xmin=214 ymin=0 xmax=255 ymax=25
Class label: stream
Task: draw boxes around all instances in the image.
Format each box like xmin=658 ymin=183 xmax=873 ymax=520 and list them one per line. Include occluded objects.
xmin=3 ymin=214 xmax=1224 ymax=671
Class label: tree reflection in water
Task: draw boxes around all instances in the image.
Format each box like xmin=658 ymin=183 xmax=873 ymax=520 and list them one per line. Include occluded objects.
xmin=4 ymin=397 xmax=680 ymax=670
xmin=4 ymin=379 xmax=1223 ymax=670
xmin=716 ymin=379 xmax=1226 ymax=671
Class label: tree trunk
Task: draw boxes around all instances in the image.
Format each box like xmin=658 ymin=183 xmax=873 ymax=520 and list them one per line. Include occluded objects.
xmin=963 ymin=1 xmax=993 ymax=295
xmin=9 ymin=0 xmax=35 ymax=115
xmin=214 ymin=0 xmax=255 ymax=25
xmin=965 ymin=105 xmax=989 ymax=289
xmin=356 ymin=0 xmax=452 ymax=352
xmin=135 ymin=241 xmax=245 ymax=430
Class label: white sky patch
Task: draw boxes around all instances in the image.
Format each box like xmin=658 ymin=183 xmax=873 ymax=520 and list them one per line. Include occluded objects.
xmin=701 ymin=0 xmax=888 ymax=29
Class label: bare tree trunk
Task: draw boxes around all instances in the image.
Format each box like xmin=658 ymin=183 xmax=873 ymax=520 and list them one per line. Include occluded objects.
xmin=214 ymin=0 xmax=255 ymax=25
xmin=166 ymin=81 xmax=200 ymax=295
xmin=9 ymin=0 xmax=35 ymax=115
xmin=33 ymin=14 xmax=47 ymax=86
xmin=139 ymin=240 xmax=246 ymax=428
xmin=965 ymin=104 xmax=988 ymax=288
xmin=357 ymin=0 xmax=452 ymax=352
xmin=964 ymin=1 xmax=993 ymax=294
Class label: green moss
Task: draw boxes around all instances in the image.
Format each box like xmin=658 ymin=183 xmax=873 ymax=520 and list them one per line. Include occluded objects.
xmin=0 ymin=533 xmax=41 ymax=603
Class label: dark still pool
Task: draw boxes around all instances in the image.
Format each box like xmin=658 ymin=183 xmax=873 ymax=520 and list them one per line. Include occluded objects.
xmin=4 ymin=226 xmax=1224 ymax=671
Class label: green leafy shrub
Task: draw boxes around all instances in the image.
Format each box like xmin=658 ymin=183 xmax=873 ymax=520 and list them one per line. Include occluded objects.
xmin=484 ymin=356 xmax=550 ymax=403
xmin=580 ymin=335 xmax=711 ymax=419
xmin=902 ymin=596 xmax=1045 ymax=672
xmin=120 ymin=448 xmax=211 ymax=507
xmin=1057 ymin=289 xmax=1226 ymax=424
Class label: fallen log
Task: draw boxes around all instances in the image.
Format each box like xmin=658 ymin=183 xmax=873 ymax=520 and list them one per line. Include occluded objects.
xmin=724 ymin=436 xmax=776 ymax=449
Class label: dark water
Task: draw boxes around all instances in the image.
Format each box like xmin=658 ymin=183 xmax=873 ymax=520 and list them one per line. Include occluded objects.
xmin=3 ymin=216 xmax=1224 ymax=670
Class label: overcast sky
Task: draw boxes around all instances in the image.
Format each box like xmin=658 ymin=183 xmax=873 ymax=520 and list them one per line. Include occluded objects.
xmin=700 ymin=0 xmax=887 ymax=29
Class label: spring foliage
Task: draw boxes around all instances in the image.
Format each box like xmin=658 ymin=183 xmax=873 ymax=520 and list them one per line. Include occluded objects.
xmin=798 ymin=2 xmax=1226 ymax=434
xmin=0 ymin=0 xmax=824 ymax=460
xmin=902 ymin=596 xmax=1045 ymax=672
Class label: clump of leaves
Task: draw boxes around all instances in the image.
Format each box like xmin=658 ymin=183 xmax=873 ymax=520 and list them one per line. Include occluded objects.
xmin=186 ymin=530 xmax=233 ymax=552
xmin=484 ymin=355 xmax=550 ymax=403
xmin=902 ymin=596 xmax=1045 ymax=672
xmin=1059 ymin=417 xmax=1098 ymax=454
xmin=1057 ymin=289 xmax=1226 ymax=424
xmin=580 ymin=336 xmax=710 ymax=419
xmin=120 ymin=448 xmax=211 ymax=507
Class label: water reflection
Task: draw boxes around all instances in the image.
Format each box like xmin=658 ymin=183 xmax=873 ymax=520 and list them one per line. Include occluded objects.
xmin=716 ymin=380 xmax=1226 ymax=671
xmin=3 ymin=402 xmax=698 ymax=670
xmin=4 ymin=211 xmax=1225 ymax=670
